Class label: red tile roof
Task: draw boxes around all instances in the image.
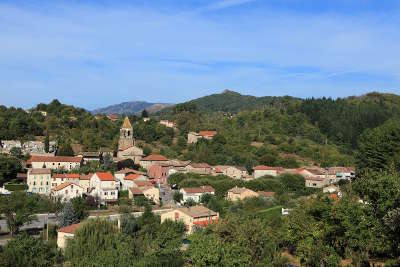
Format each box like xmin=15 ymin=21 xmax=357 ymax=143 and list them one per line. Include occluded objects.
xmin=141 ymin=154 xmax=168 ymax=161
xmin=95 ymin=172 xmax=115 ymax=181
xmin=129 ymin=187 xmax=144 ymax=195
xmin=52 ymin=173 xmax=80 ymax=179
xmin=52 ymin=182 xmax=82 ymax=192
xmin=27 ymin=155 xmax=82 ymax=164
xmin=134 ymin=180 xmax=153 ymax=187
xmin=57 ymin=223 xmax=82 ymax=234
xmin=125 ymin=173 xmax=142 ymax=180
xmin=199 ymin=131 xmax=217 ymax=137
xmin=182 ymin=186 xmax=215 ymax=194
xmin=79 ymin=173 xmax=93 ymax=180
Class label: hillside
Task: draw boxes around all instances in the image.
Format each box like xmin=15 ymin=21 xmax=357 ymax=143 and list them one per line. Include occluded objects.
xmin=159 ymin=90 xmax=300 ymax=114
xmin=92 ymin=101 xmax=173 ymax=115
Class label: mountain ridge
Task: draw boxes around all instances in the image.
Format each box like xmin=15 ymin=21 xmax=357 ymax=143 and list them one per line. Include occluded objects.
xmin=92 ymin=101 xmax=173 ymax=115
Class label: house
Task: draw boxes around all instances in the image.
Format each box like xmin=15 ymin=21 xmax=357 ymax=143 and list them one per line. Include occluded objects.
xmin=139 ymin=154 xmax=168 ymax=170
xmin=180 ymin=186 xmax=215 ymax=203
xmin=305 ymin=176 xmax=330 ymax=188
xmin=148 ymin=160 xmax=191 ymax=184
xmin=327 ymin=167 xmax=355 ymax=181
xmin=57 ymin=223 xmax=82 ymax=249
xmin=323 ymin=184 xmax=339 ymax=194
xmin=51 ymin=182 xmax=85 ymax=202
xmin=257 ymin=191 xmax=275 ymax=199
xmin=78 ymin=173 xmax=92 ymax=193
xmin=214 ymin=166 xmax=247 ymax=179
xmin=27 ymin=168 xmax=52 ymax=195
xmin=121 ymin=173 xmax=148 ymax=190
xmin=51 ymin=173 xmax=80 ymax=189
xmin=187 ymin=131 xmax=217 ymax=144
xmin=185 ymin=163 xmax=213 ymax=175
xmin=89 ymin=172 xmax=118 ymax=204
xmin=114 ymin=168 xmax=145 ymax=185
xmin=116 ymin=117 xmax=143 ymax=164
xmin=27 ymin=155 xmax=82 ymax=170
xmin=160 ymin=206 xmax=219 ymax=233
xmin=147 ymin=164 xmax=170 ymax=184
xmin=297 ymin=167 xmax=327 ymax=179
xmin=226 ymin=186 xmax=259 ymax=201
xmin=159 ymin=120 xmax=176 ymax=128
xmin=253 ymin=166 xmax=284 ymax=178
xmin=129 ymin=186 xmax=160 ymax=204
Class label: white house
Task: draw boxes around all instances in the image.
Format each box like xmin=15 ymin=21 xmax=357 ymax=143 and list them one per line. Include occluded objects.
xmin=180 ymin=185 xmax=215 ymax=203
xmin=89 ymin=172 xmax=118 ymax=204
xmin=51 ymin=182 xmax=85 ymax=202
xmin=27 ymin=168 xmax=52 ymax=195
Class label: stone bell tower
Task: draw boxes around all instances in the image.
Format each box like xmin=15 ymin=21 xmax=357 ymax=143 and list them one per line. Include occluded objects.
xmin=118 ymin=117 xmax=134 ymax=151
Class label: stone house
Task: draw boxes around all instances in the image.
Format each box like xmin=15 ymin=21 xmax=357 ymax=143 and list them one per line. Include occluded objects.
xmin=180 ymin=185 xmax=215 ymax=203
xmin=139 ymin=154 xmax=168 ymax=170
xmin=27 ymin=156 xmax=82 ymax=170
xmin=226 ymin=186 xmax=259 ymax=202
xmin=160 ymin=206 xmax=219 ymax=233
xmin=51 ymin=182 xmax=85 ymax=202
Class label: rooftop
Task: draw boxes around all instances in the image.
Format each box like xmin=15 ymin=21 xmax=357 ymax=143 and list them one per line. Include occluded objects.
xmin=57 ymin=223 xmax=82 ymax=234
xmin=95 ymin=172 xmax=115 ymax=181
xmin=29 ymin=168 xmax=51 ymax=175
xmin=122 ymin=116 xmax=132 ymax=129
xmin=53 ymin=182 xmax=82 ymax=191
xmin=27 ymin=155 xmax=82 ymax=164
xmin=141 ymin=154 xmax=168 ymax=161
xmin=182 ymin=185 xmax=215 ymax=194
xmin=199 ymin=131 xmax=217 ymax=137
xmin=178 ymin=205 xmax=218 ymax=218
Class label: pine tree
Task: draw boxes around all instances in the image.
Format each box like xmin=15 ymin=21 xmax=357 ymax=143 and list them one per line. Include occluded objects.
xmin=59 ymin=202 xmax=78 ymax=227
xmin=141 ymin=109 xmax=149 ymax=118
xmin=44 ymin=133 xmax=50 ymax=153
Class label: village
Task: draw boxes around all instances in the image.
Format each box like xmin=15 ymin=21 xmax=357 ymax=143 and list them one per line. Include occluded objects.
xmin=0 ymin=116 xmax=355 ymax=250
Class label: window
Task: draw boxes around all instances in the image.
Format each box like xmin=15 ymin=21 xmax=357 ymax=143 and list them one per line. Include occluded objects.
xmin=105 ymin=192 xmax=108 ymax=196
xmin=66 ymin=190 xmax=68 ymax=194
xmin=33 ymin=181 xmax=36 ymax=185
xmin=46 ymin=181 xmax=48 ymax=185
xmin=313 ymin=183 xmax=317 ymax=187
xmin=76 ymin=190 xmax=79 ymax=194
xmin=111 ymin=191 xmax=115 ymax=195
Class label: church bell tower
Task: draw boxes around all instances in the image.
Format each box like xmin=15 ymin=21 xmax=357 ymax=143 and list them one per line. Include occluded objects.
xmin=118 ymin=117 xmax=134 ymax=151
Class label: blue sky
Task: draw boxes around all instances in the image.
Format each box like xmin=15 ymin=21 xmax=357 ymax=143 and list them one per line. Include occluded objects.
xmin=1 ymin=0 xmax=400 ymax=110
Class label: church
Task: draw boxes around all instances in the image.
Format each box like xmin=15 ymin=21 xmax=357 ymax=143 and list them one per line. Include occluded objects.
xmin=117 ymin=117 xmax=143 ymax=164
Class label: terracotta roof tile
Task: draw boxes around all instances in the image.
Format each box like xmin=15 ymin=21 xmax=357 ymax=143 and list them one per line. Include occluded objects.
xmin=57 ymin=223 xmax=82 ymax=234
xmin=52 ymin=182 xmax=82 ymax=192
xmin=199 ymin=131 xmax=217 ymax=137
xmin=52 ymin=173 xmax=80 ymax=179
xmin=190 ymin=163 xmax=211 ymax=169
xmin=141 ymin=154 xmax=168 ymax=161
xmin=257 ymin=191 xmax=275 ymax=198
xmin=177 ymin=206 xmax=218 ymax=218
xmin=129 ymin=187 xmax=144 ymax=195
xmin=95 ymin=172 xmax=115 ymax=181
xmin=182 ymin=186 xmax=215 ymax=194
xmin=253 ymin=165 xmax=284 ymax=171
xmin=125 ymin=173 xmax=142 ymax=180
xmin=134 ymin=180 xmax=153 ymax=187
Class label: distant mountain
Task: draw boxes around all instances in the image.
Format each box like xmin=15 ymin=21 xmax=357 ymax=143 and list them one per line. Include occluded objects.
xmin=92 ymin=101 xmax=173 ymax=115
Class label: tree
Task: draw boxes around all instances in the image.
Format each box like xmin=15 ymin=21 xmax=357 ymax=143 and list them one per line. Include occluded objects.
xmin=9 ymin=147 xmax=23 ymax=159
xmin=65 ymin=219 xmax=136 ymax=266
xmin=0 ymin=234 xmax=61 ymax=267
xmin=173 ymin=191 xmax=183 ymax=203
xmin=0 ymin=155 xmax=22 ymax=185
xmin=59 ymin=202 xmax=79 ymax=227
xmin=141 ymin=109 xmax=149 ymax=118
xmin=44 ymin=132 xmax=50 ymax=153
xmin=0 ymin=192 xmax=37 ymax=236
xmin=143 ymin=146 xmax=152 ymax=156
xmin=56 ymin=141 xmax=74 ymax=156
xmin=70 ymin=197 xmax=89 ymax=221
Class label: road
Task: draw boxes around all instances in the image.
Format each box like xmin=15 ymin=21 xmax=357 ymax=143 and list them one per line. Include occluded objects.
xmin=0 ymin=213 xmax=58 ymax=232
